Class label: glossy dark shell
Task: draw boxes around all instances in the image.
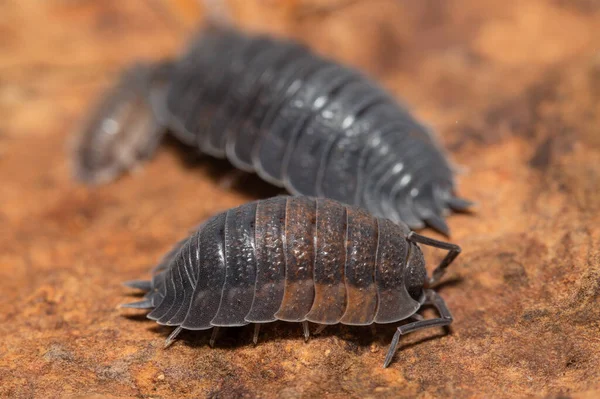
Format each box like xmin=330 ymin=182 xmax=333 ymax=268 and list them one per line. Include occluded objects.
xmin=74 ymin=27 xmax=471 ymax=234
xmin=161 ymin=27 xmax=467 ymax=234
xmin=138 ymin=196 xmax=424 ymax=330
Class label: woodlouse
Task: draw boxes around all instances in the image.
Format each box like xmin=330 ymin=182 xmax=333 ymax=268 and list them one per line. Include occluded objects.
xmin=123 ymin=196 xmax=461 ymax=367
xmin=73 ymin=26 xmax=472 ymax=235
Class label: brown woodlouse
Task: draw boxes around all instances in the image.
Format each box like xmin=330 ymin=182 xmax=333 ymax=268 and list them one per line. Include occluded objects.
xmin=123 ymin=196 xmax=460 ymax=368
xmin=74 ymin=26 xmax=472 ymax=236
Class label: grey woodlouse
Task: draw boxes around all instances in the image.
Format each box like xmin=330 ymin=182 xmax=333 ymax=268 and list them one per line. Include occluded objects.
xmin=122 ymin=196 xmax=461 ymax=368
xmin=73 ymin=26 xmax=472 ymax=235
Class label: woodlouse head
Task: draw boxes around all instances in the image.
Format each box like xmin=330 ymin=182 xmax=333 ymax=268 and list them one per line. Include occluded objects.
xmin=405 ymin=243 xmax=428 ymax=301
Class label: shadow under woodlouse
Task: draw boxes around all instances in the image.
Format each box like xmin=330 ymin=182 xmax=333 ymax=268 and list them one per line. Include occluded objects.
xmin=133 ymin=313 xmax=453 ymax=359
xmin=163 ymin=135 xmax=284 ymax=201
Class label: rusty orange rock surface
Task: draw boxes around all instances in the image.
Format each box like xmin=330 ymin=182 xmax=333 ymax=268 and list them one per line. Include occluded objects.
xmin=1 ymin=1 xmax=599 ymax=398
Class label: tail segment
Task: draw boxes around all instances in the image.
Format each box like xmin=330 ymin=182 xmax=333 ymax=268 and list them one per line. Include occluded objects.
xmin=72 ymin=61 xmax=174 ymax=185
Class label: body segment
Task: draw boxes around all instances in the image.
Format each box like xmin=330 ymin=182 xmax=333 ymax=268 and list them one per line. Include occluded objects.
xmin=340 ymin=207 xmax=379 ymax=326
xmin=275 ymin=196 xmax=316 ymax=321
xmin=305 ymin=198 xmax=348 ymax=324
xmin=245 ymin=197 xmax=287 ymax=323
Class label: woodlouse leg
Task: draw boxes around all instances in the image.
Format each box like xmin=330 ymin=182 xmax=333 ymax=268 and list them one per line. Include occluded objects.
xmin=410 ymin=313 xmax=424 ymax=321
xmin=447 ymin=197 xmax=475 ymax=212
xmin=164 ymin=326 xmax=183 ymax=348
xmin=383 ymin=290 xmax=452 ymax=368
xmin=253 ymin=324 xmax=261 ymax=345
xmin=302 ymin=321 xmax=310 ymax=342
xmin=407 ymin=232 xmax=461 ymax=286
xmin=210 ymin=327 xmax=220 ymax=348
xmin=313 ymin=324 xmax=327 ymax=335
xmin=370 ymin=324 xmax=377 ymax=336
xmin=422 ymin=215 xmax=450 ymax=238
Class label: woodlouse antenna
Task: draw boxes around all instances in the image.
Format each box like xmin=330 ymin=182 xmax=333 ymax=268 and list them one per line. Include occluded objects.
xmin=407 ymin=232 xmax=461 ymax=286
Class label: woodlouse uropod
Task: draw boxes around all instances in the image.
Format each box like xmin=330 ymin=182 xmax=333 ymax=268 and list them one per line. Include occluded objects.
xmin=73 ymin=26 xmax=472 ymax=235
xmin=122 ymin=196 xmax=461 ymax=368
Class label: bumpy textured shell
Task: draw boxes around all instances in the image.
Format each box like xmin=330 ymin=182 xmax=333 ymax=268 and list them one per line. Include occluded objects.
xmin=136 ymin=196 xmax=426 ymax=330
xmin=159 ymin=27 xmax=469 ymax=234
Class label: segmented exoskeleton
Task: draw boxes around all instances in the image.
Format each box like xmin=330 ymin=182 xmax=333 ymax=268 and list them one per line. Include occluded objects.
xmin=73 ymin=26 xmax=472 ymax=234
xmin=123 ymin=196 xmax=461 ymax=367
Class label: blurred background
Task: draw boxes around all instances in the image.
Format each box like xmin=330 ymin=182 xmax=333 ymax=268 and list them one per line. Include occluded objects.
xmin=1 ymin=1 xmax=599 ymax=398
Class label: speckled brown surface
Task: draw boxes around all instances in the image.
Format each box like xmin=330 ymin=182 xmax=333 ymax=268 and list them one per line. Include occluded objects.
xmin=1 ymin=1 xmax=599 ymax=398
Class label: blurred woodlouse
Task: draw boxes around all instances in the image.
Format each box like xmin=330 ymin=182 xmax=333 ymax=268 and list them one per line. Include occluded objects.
xmin=122 ymin=196 xmax=461 ymax=368
xmin=74 ymin=26 xmax=472 ymax=235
